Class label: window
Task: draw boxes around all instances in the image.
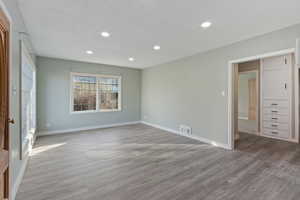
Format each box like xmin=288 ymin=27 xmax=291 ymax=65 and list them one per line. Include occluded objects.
xmin=73 ymin=75 xmax=96 ymax=111
xmin=21 ymin=42 xmax=36 ymax=151
xmin=71 ymin=73 xmax=121 ymax=113
xmin=98 ymin=77 xmax=120 ymax=110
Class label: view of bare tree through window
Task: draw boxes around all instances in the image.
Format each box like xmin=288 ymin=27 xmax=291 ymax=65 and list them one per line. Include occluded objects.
xmin=73 ymin=75 xmax=96 ymax=111
xmin=72 ymin=74 xmax=121 ymax=112
xmin=99 ymin=77 xmax=119 ymax=110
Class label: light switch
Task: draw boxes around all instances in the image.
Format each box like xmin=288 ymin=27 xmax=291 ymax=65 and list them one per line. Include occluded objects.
xmin=12 ymin=86 xmax=17 ymax=95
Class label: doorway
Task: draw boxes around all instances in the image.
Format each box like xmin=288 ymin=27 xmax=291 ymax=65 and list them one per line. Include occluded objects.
xmin=0 ymin=6 xmax=10 ymax=200
xmin=228 ymin=49 xmax=299 ymax=150
xmin=235 ymin=60 xmax=260 ymax=146
xmin=238 ymin=70 xmax=259 ymax=135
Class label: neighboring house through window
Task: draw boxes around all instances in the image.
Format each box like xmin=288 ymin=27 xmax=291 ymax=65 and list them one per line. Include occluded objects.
xmin=71 ymin=73 xmax=121 ymax=113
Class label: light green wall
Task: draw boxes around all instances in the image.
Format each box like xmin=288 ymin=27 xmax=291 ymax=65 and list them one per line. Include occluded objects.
xmin=141 ymin=24 xmax=300 ymax=146
xmin=36 ymin=57 xmax=141 ymax=132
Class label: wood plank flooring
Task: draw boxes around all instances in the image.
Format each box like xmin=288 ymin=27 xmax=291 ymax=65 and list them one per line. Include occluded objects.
xmin=16 ymin=124 xmax=300 ymax=200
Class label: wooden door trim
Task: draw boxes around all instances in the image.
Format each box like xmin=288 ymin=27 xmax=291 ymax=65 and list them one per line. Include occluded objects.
xmin=0 ymin=5 xmax=10 ymax=199
xmin=0 ymin=9 xmax=9 ymax=31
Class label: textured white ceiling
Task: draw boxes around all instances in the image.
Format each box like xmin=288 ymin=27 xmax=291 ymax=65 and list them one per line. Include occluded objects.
xmin=18 ymin=0 xmax=300 ymax=68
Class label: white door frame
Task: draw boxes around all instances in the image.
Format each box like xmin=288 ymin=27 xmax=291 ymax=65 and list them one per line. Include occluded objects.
xmin=227 ymin=48 xmax=297 ymax=150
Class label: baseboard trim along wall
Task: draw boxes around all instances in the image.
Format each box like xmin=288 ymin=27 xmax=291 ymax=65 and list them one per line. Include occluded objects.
xmin=38 ymin=121 xmax=141 ymax=136
xmin=141 ymin=121 xmax=231 ymax=150
xmin=11 ymin=153 xmax=29 ymax=200
xmin=11 ymin=131 xmax=37 ymax=200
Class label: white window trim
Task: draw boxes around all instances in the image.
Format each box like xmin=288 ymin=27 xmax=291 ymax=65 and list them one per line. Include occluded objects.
xmin=20 ymin=40 xmax=37 ymax=161
xmin=70 ymin=72 xmax=122 ymax=114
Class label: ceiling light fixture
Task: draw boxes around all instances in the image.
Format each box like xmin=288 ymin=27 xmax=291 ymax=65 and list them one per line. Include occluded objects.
xmin=128 ymin=57 xmax=135 ymax=62
xmin=86 ymin=50 xmax=94 ymax=55
xmin=201 ymin=21 xmax=212 ymax=29
xmin=101 ymin=31 xmax=110 ymax=37
xmin=153 ymin=45 xmax=161 ymax=50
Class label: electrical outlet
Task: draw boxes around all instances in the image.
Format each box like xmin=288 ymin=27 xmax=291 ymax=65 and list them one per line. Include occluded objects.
xmin=12 ymin=86 xmax=17 ymax=95
xmin=179 ymin=126 xmax=184 ymax=135
xmin=186 ymin=128 xmax=191 ymax=135
xmin=221 ymin=91 xmax=225 ymax=96
xmin=187 ymin=127 xmax=192 ymax=135
xmin=179 ymin=125 xmax=192 ymax=135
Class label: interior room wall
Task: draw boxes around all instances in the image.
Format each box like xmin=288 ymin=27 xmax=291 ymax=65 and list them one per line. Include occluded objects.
xmin=1 ymin=0 xmax=35 ymax=199
xmin=141 ymin=23 xmax=300 ymax=147
xmin=36 ymin=57 xmax=141 ymax=134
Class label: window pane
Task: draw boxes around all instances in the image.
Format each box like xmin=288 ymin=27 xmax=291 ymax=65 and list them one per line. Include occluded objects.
xmin=73 ymin=75 xmax=96 ymax=111
xmin=99 ymin=77 xmax=119 ymax=110
xmin=21 ymin=50 xmax=36 ymax=144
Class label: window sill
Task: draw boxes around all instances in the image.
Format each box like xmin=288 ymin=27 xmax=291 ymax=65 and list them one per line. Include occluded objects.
xmin=70 ymin=109 xmax=122 ymax=114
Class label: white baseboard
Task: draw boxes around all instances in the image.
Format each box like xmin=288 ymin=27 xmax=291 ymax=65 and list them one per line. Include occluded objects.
xmin=141 ymin=121 xmax=231 ymax=150
xmin=11 ymin=154 xmax=29 ymax=200
xmin=11 ymin=131 xmax=38 ymax=200
xmin=38 ymin=121 xmax=141 ymax=136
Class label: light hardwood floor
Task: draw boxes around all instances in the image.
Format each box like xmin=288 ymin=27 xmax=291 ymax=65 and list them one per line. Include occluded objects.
xmin=16 ymin=124 xmax=300 ymax=200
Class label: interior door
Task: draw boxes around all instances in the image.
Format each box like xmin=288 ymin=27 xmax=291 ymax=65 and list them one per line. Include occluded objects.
xmin=248 ymin=78 xmax=257 ymax=120
xmin=233 ymin=63 xmax=239 ymax=143
xmin=262 ymin=69 xmax=289 ymax=99
xmin=0 ymin=7 xmax=10 ymax=200
xmin=262 ymin=55 xmax=290 ymax=99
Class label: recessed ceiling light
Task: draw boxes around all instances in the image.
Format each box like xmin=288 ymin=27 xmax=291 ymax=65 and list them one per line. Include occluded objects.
xmin=201 ymin=21 xmax=212 ymax=29
xmin=153 ymin=45 xmax=161 ymax=50
xmin=128 ymin=57 xmax=135 ymax=62
xmin=86 ymin=50 xmax=94 ymax=55
xmin=101 ymin=32 xmax=110 ymax=37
